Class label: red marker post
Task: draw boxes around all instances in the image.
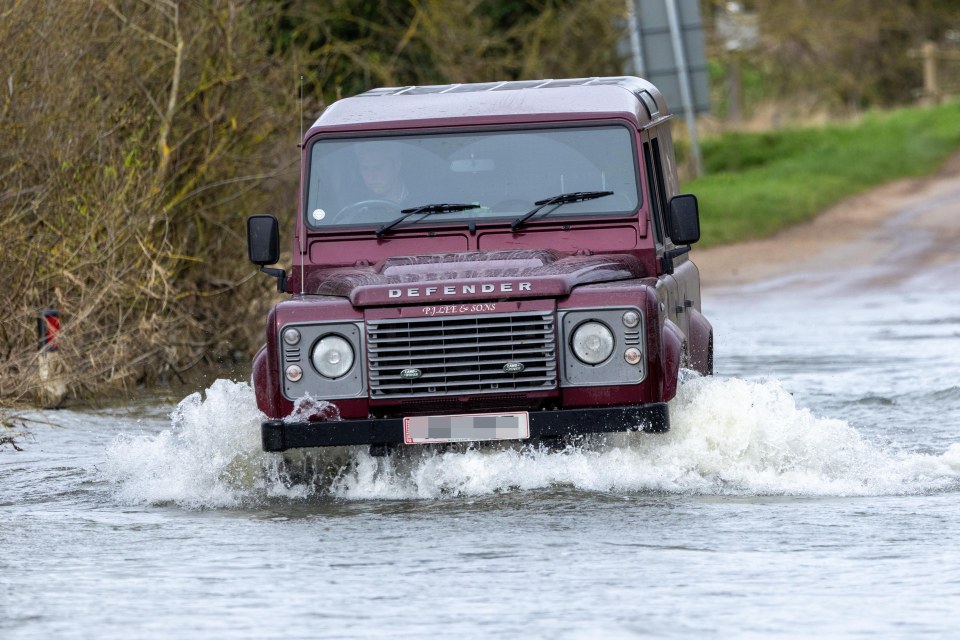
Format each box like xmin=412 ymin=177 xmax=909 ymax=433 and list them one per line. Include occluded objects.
xmin=38 ymin=309 xmax=60 ymax=352
xmin=37 ymin=308 xmax=67 ymax=407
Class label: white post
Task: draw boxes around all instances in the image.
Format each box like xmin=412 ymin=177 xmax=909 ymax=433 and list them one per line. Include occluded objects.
xmin=922 ymin=41 xmax=941 ymax=104
xmin=626 ymin=0 xmax=646 ymax=78
xmin=665 ymin=0 xmax=704 ymax=177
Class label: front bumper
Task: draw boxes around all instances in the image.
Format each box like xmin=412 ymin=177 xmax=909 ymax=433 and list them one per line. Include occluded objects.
xmin=261 ymin=403 xmax=669 ymax=452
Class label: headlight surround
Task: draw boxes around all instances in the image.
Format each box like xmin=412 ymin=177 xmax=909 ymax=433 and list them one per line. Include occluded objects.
xmin=571 ymin=321 xmax=615 ymax=365
xmin=311 ymin=334 xmax=355 ymax=379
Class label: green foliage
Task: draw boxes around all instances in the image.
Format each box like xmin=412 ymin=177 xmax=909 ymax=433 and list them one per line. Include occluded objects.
xmin=268 ymin=0 xmax=625 ymax=105
xmin=687 ymin=101 xmax=960 ymax=246
xmin=726 ymin=0 xmax=960 ymax=110
xmin=706 ymin=57 xmax=771 ymax=121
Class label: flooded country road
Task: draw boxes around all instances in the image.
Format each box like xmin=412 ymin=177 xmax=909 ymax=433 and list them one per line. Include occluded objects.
xmin=4 ymin=179 xmax=960 ymax=638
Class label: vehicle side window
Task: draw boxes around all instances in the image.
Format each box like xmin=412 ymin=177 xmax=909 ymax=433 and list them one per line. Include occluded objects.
xmin=642 ymin=137 xmax=667 ymax=245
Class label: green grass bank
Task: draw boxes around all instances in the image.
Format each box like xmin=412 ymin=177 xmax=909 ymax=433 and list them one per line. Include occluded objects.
xmin=685 ymin=100 xmax=960 ymax=247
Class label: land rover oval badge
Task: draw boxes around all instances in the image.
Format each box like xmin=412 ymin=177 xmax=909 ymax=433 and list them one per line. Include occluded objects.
xmin=400 ymin=368 xmax=422 ymax=380
xmin=503 ymin=361 xmax=525 ymax=374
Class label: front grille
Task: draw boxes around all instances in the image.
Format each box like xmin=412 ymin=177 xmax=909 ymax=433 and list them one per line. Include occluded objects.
xmin=367 ymin=311 xmax=557 ymax=398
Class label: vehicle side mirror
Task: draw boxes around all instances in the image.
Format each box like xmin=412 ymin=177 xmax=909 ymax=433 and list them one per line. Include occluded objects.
xmin=667 ymin=194 xmax=700 ymax=245
xmin=247 ymin=215 xmax=280 ymax=265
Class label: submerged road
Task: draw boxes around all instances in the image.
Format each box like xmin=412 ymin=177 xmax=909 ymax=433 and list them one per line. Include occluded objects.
xmin=2 ymin=161 xmax=960 ymax=638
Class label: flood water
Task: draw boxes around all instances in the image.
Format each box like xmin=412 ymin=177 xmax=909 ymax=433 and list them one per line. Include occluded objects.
xmin=3 ymin=266 xmax=960 ymax=638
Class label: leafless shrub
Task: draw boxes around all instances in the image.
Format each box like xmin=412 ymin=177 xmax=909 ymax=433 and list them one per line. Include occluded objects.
xmin=0 ymin=0 xmax=297 ymax=404
xmin=0 ymin=0 xmax=629 ymax=405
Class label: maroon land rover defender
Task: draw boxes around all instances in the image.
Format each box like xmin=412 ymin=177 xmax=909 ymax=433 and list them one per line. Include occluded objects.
xmin=247 ymin=76 xmax=712 ymax=454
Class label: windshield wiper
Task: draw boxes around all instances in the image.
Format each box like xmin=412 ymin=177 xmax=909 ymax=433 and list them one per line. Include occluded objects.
xmin=510 ymin=190 xmax=614 ymax=231
xmin=376 ymin=203 xmax=480 ymax=238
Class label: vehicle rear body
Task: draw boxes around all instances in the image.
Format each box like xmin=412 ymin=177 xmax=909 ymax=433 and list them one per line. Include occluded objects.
xmin=248 ymin=77 xmax=712 ymax=453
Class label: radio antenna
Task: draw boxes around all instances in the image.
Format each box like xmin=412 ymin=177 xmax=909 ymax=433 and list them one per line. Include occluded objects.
xmin=299 ymin=74 xmax=305 ymax=295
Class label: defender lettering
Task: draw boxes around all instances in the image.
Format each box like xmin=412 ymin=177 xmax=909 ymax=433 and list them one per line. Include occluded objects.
xmin=388 ymin=281 xmax=532 ymax=299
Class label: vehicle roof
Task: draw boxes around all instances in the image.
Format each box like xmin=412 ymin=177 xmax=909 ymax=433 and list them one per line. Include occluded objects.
xmin=308 ymin=76 xmax=669 ymax=133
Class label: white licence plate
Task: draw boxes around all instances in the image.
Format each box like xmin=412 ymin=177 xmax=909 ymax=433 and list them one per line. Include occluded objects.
xmin=403 ymin=412 xmax=530 ymax=445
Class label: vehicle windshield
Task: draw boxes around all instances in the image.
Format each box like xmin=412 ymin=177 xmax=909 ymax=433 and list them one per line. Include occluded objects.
xmin=304 ymin=124 xmax=640 ymax=229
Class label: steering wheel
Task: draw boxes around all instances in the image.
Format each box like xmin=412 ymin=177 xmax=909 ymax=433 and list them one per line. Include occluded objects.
xmin=331 ymin=199 xmax=398 ymax=224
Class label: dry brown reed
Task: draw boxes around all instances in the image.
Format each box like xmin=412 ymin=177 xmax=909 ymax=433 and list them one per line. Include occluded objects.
xmin=0 ymin=0 xmax=298 ymax=404
xmin=1 ymin=0 xmax=630 ymax=406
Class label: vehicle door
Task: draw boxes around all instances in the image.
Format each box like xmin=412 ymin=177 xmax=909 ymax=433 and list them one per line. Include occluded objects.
xmin=641 ymin=128 xmax=684 ymax=336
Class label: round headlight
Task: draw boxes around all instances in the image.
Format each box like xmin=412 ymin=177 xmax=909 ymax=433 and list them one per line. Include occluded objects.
xmin=311 ymin=334 xmax=355 ymax=379
xmin=571 ymin=321 xmax=615 ymax=365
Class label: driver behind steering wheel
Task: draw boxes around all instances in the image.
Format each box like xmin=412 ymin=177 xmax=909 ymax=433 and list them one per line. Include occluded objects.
xmin=356 ymin=142 xmax=409 ymax=204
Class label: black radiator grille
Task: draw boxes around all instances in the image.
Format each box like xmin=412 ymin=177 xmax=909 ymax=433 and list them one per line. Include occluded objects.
xmin=367 ymin=311 xmax=557 ymax=398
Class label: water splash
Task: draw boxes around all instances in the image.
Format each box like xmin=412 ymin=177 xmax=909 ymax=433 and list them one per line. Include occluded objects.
xmin=284 ymin=394 xmax=340 ymax=423
xmin=104 ymin=379 xmax=309 ymax=508
xmin=103 ymin=376 xmax=960 ymax=508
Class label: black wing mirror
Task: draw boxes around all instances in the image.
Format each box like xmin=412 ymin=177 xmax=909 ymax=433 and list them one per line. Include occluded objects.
xmin=247 ymin=215 xmax=286 ymax=292
xmin=247 ymin=214 xmax=280 ymax=265
xmin=667 ymin=194 xmax=701 ymax=245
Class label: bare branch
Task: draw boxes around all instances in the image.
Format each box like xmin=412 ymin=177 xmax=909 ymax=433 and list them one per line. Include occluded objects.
xmin=100 ymin=0 xmax=177 ymax=52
